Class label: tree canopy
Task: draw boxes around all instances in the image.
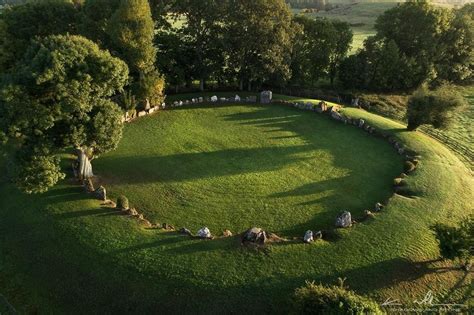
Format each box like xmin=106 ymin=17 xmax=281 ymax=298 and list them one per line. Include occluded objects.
xmin=0 ymin=35 xmax=128 ymax=193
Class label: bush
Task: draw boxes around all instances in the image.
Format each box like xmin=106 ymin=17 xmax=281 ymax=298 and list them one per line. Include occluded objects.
xmin=116 ymin=195 xmax=130 ymax=210
xmin=293 ymin=281 xmax=383 ymax=314
xmin=406 ymin=84 xmax=466 ymax=131
xmin=432 ymin=216 xmax=473 ymax=263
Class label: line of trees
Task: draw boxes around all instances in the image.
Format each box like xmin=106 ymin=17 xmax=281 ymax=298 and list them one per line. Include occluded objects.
xmin=340 ymin=1 xmax=474 ymax=92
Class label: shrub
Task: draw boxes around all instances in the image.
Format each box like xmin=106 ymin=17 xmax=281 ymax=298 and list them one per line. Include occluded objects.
xmin=116 ymin=195 xmax=130 ymax=210
xmin=432 ymin=216 xmax=473 ymax=265
xmin=406 ymin=84 xmax=466 ymax=131
xmin=293 ymin=281 xmax=383 ymax=314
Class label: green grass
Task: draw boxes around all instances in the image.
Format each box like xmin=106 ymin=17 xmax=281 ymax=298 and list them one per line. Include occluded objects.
xmin=94 ymin=102 xmax=402 ymax=235
xmin=0 ymin=95 xmax=473 ymax=313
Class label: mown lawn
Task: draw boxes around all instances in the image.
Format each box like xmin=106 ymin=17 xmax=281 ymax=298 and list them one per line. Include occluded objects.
xmin=94 ymin=102 xmax=402 ymax=235
xmin=0 ymin=95 xmax=472 ymax=313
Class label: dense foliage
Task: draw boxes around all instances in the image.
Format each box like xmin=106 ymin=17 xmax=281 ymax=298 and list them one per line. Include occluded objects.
xmin=340 ymin=1 xmax=474 ymax=92
xmin=0 ymin=35 xmax=128 ymax=193
xmin=406 ymin=84 xmax=466 ymax=130
xmin=291 ymin=16 xmax=352 ymax=87
xmin=293 ymin=281 xmax=383 ymax=314
xmin=432 ymin=216 xmax=473 ymax=264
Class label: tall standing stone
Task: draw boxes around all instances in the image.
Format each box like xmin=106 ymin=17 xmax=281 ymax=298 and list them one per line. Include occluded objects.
xmin=260 ymin=91 xmax=272 ymax=104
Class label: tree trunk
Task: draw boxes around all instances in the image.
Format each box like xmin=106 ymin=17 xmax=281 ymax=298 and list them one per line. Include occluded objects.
xmin=77 ymin=148 xmax=93 ymax=180
xmin=239 ymin=78 xmax=244 ymax=91
xmin=248 ymin=80 xmax=252 ymax=92
xmin=199 ymin=78 xmax=205 ymax=92
xmin=175 ymin=85 xmax=179 ymax=93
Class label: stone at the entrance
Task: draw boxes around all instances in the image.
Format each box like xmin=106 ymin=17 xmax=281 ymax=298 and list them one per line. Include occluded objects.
xmin=303 ymin=230 xmax=314 ymax=243
xmin=260 ymin=91 xmax=272 ymax=104
xmin=242 ymin=227 xmax=267 ymax=244
xmin=197 ymin=227 xmax=212 ymax=239
xmin=335 ymin=211 xmax=352 ymax=228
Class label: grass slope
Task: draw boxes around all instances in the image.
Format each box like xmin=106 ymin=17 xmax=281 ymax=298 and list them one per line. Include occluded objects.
xmin=0 ymin=95 xmax=472 ymax=313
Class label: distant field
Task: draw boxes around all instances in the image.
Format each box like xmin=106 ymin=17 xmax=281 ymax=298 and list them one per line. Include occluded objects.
xmin=293 ymin=2 xmax=399 ymax=53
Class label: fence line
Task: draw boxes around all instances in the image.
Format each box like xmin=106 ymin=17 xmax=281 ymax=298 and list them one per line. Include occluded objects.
xmin=419 ymin=126 xmax=474 ymax=171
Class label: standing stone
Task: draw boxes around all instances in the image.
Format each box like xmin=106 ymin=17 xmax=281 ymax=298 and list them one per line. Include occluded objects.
xmin=319 ymin=101 xmax=328 ymax=112
xmin=314 ymin=231 xmax=323 ymax=240
xmin=331 ymin=111 xmax=343 ymax=121
xmin=375 ymin=203 xmax=384 ymax=212
xmin=235 ymin=95 xmax=241 ymax=102
xmin=179 ymin=227 xmax=193 ymax=236
xmin=303 ymin=230 xmax=314 ymax=243
xmin=242 ymin=227 xmax=267 ymax=244
xmin=211 ymin=96 xmax=218 ymax=102
xmin=198 ymin=97 xmax=204 ymax=103
xmin=145 ymin=98 xmax=151 ymax=111
xmin=335 ymin=211 xmax=352 ymax=228
xmin=223 ymin=229 xmax=233 ymax=237
xmin=197 ymin=227 xmax=212 ymax=239
xmin=94 ymin=186 xmax=107 ymax=201
xmin=358 ymin=119 xmax=365 ymax=128
xmin=260 ymin=91 xmax=273 ymax=104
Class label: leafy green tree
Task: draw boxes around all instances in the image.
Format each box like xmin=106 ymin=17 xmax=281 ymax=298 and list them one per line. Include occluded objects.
xmin=107 ymin=0 xmax=156 ymax=77
xmin=155 ymin=30 xmax=194 ymax=92
xmin=0 ymin=0 xmax=79 ymax=72
xmin=406 ymin=84 xmax=467 ymax=131
xmin=79 ymin=0 xmax=121 ymax=48
xmin=435 ymin=4 xmax=474 ymax=84
xmin=133 ymin=70 xmax=165 ymax=109
xmin=169 ymin=0 xmax=226 ymax=91
xmin=291 ymin=16 xmax=352 ymax=86
xmin=0 ymin=35 xmax=128 ymax=193
xmin=225 ymin=0 xmax=295 ymax=91
xmin=374 ymin=1 xmax=452 ymax=87
xmin=432 ymin=216 xmax=473 ymax=269
xmin=293 ymin=280 xmax=383 ymax=314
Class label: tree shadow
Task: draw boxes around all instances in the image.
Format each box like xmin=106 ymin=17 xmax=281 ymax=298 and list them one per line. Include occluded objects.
xmin=98 ymin=103 xmax=403 ymax=236
xmin=97 ymin=145 xmax=314 ymax=184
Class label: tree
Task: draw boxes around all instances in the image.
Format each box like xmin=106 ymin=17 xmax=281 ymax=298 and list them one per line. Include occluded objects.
xmin=291 ymin=16 xmax=352 ymax=86
xmin=107 ymin=0 xmax=156 ymax=77
xmin=432 ymin=216 xmax=473 ymax=269
xmin=155 ymin=29 xmax=194 ymax=93
xmin=79 ymin=0 xmax=121 ymax=48
xmin=435 ymin=4 xmax=474 ymax=84
xmin=374 ymin=1 xmax=452 ymax=88
xmin=225 ymin=0 xmax=295 ymax=91
xmin=406 ymin=84 xmax=467 ymax=131
xmin=168 ymin=0 xmax=226 ymax=91
xmin=0 ymin=35 xmax=129 ymax=193
xmin=293 ymin=280 xmax=383 ymax=314
xmin=0 ymin=0 xmax=79 ymax=72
